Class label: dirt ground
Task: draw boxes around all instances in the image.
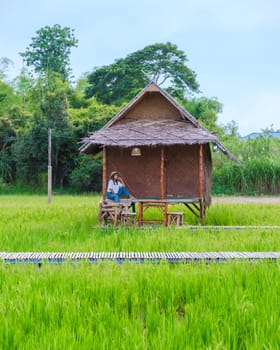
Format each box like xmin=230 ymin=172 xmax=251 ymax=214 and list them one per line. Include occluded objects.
xmin=212 ymin=196 xmax=280 ymax=204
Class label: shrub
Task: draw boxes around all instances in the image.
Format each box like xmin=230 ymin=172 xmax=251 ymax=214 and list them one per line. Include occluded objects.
xmin=213 ymin=159 xmax=280 ymax=195
xmin=69 ymin=155 xmax=102 ymax=192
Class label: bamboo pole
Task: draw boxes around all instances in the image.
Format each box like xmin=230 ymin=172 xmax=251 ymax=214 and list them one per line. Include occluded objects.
xmin=198 ymin=144 xmax=204 ymax=198
xmin=102 ymin=147 xmax=107 ymax=199
xmin=48 ymin=129 xmax=52 ymax=204
xmin=160 ymin=147 xmax=165 ymax=200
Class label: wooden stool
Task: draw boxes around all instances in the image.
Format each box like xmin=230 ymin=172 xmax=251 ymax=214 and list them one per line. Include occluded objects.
xmin=167 ymin=212 xmax=184 ymax=226
xmin=120 ymin=211 xmax=136 ymax=226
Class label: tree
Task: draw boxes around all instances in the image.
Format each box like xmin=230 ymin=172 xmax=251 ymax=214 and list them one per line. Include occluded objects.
xmin=13 ymin=68 xmax=35 ymax=108
xmin=14 ymin=75 xmax=76 ymax=187
xmin=70 ymin=98 xmax=121 ymax=139
xmin=86 ymin=42 xmax=199 ymax=105
xmin=0 ymin=57 xmax=14 ymax=81
xmin=182 ymin=96 xmax=223 ymax=134
xmin=0 ymin=81 xmax=20 ymax=117
xmin=20 ymin=24 xmax=78 ymax=81
xmin=0 ymin=117 xmax=16 ymax=183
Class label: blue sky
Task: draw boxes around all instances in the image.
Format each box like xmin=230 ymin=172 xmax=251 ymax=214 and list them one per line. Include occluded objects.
xmin=1 ymin=0 xmax=280 ymax=135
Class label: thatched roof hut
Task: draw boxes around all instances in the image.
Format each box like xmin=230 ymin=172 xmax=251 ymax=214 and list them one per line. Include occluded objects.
xmin=80 ymin=81 xmax=235 ymax=215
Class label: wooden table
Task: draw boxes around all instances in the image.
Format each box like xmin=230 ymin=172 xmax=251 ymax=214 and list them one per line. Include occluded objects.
xmin=136 ymin=200 xmax=168 ymax=227
xmin=134 ymin=197 xmax=204 ymax=226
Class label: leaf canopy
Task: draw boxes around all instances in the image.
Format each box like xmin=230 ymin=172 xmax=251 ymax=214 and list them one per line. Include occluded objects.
xmin=20 ymin=24 xmax=78 ymax=81
xmin=86 ymin=42 xmax=199 ymax=105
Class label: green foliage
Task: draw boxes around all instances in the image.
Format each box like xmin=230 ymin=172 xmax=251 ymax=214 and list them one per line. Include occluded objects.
xmin=86 ymin=42 xmax=199 ymax=105
xmin=68 ymin=77 xmax=90 ymax=109
xmin=0 ymin=117 xmax=16 ymax=183
xmin=69 ymin=156 xmax=102 ymax=192
xmin=13 ymin=75 xmax=76 ymax=187
xmin=0 ymin=57 xmax=13 ymax=81
xmin=70 ymin=99 xmax=121 ymax=139
xmin=13 ymin=68 xmax=35 ymax=110
xmin=1 ymin=28 xmax=279 ymax=195
xmin=0 ymin=81 xmax=20 ymax=117
xmin=213 ymin=160 xmax=280 ymax=195
xmin=213 ymin=131 xmax=280 ymax=195
xmin=182 ymin=96 xmax=223 ymax=133
xmin=20 ymin=24 xmax=78 ymax=81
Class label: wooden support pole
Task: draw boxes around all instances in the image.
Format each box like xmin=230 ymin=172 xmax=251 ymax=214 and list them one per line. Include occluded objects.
xmin=102 ymin=147 xmax=107 ymax=200
xmin=160 ymin=147 xmax=165 ymax=200
xmin=163 ymin=201 xmax=168 ymax=227
xmin=138 ymin=202 xmax=143 ymax=226
xmin=198 ymin=144 xmax=204 ymax=199
xmin=47 ymin=128 xmax=52 ymax=204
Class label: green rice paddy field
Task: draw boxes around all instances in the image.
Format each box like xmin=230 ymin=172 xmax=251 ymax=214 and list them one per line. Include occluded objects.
xmin=0 ymin=195 xmax=280 ymax=349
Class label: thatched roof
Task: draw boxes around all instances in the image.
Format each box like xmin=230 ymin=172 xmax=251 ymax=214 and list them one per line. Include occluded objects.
xmin=80 ymin=81 xmax=236 ymax=161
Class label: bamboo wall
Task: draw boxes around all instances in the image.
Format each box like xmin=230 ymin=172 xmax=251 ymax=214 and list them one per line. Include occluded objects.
xmin=105 ymin=145 xmax=211 ymax=201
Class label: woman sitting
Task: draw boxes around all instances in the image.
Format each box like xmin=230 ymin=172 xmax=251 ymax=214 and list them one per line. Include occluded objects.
xmin=107 ymin=171 xmax=134 ymax=203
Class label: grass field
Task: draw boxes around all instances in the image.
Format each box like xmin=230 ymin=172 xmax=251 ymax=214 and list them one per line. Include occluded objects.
xmin=1 ymin=195 xmax=280 ymax=252
xmin=0 ymin=195 xmax=280 ymax=349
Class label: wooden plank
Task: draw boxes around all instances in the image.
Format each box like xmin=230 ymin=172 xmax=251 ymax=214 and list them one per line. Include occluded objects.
xmin=102 ymin=146 xmax=107 ymax=200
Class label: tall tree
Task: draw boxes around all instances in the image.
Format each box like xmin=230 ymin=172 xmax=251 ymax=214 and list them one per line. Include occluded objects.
xmin=20 ymin=24 xmax=78 ymax=81
xmin=86 ymin=42 xmax=199 ymax=105
xmin=17 ymin=25 xmax=78 ymax=186
xmin=14 ymin=75 xmax=76 ymax=187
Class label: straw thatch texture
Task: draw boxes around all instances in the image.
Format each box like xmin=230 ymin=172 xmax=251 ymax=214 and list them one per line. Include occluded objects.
xmin=80 ymin=117 xmax=236 ymax=161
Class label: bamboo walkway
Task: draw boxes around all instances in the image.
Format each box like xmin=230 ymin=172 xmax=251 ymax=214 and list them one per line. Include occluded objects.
xmin=0 ymin=252 xmax=279 ymax=265
xmin=187 ymin=226 xmax=280 ymax=230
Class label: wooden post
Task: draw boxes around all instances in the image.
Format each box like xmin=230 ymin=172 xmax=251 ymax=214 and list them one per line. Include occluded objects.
xmin=198 ymin=144 xmax=204 ymax=198
xmin=138 ymin=202 xmax=143 ymax=226
xmin=102 ymin=147 xmax=107 ymax=199
xmin=160 ymin=147 xmax=165 ymax=200
xmin=48 ymin=129 xmax=52 ymax=204
xmin=163 ymin=201 xmax=168 ymax=227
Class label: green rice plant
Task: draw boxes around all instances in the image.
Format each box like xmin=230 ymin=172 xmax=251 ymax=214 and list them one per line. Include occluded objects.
xmin=0 ymin=195 xmax=280 ymax=252
xmin=0 ymin=262 xmax=279 ymax=349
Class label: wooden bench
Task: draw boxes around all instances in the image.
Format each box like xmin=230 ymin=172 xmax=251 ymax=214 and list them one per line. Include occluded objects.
xmin=167 ymin=212 xmax=184 ymax=226
xmin=98 ymin=199 xmax=133 ymax=227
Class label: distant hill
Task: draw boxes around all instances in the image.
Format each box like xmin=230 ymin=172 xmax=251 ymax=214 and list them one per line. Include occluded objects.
xmin=242 ymin=131 xmax=280 ymax=141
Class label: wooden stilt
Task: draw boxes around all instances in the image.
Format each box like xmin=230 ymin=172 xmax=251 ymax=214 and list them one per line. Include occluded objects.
xmin=160 ymin=147 xmax=165 ymax=200
xmin=138 ymin=202 xmax=143 ymax=226
xmin=163 ymin=201 xmax=168 ymax=227
xmin=198 ymin=145 xmax=204 ymax=199
xmin=102 ymin=147 xmax=107 ymax=200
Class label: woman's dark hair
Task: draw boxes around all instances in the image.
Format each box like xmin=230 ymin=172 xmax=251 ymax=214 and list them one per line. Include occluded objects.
xmin=110 ymin=171 xmax=119 ymax=182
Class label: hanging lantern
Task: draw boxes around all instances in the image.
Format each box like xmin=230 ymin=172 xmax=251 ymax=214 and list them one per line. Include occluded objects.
xmin=131 ymin=147 xmax=141 ymax=156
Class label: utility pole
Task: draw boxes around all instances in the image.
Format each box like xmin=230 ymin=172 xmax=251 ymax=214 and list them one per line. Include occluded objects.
xmin=48 ymin=128 xmax=52 ymax=204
